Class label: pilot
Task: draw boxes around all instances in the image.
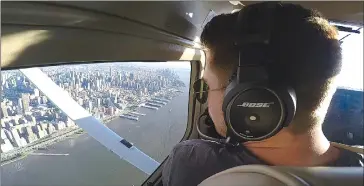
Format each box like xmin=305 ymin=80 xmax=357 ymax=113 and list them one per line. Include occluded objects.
xmin=162 ymin=2 xmax=363 ymax=186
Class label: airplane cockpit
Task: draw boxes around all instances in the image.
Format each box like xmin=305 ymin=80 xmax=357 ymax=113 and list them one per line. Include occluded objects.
xmin=1 ymin=1 xmax=363 ymax=186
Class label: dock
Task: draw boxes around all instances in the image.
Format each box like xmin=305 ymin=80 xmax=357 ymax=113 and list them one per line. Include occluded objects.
xmin=145 ymin=102 xmax=162 ymax=108
xmin=141 ymin=104 xmax=159 ymax=110
xmin=129 ymin=112 xmax=146 ymax=116
xmin=30 ymin=153 xmax=69 ymax=156
xmin=125 ymin=113 xmax=139 ymax=117
xmin=152 ymin=97 xmax=170 ymax=102
xmin=147 ymin=100 xmax=167 ymax=105
xmin=119 ymin=114 xmax=139 ymax=121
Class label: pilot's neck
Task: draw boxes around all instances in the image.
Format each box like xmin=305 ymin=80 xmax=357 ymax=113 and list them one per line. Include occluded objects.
xmin=243 ymin=126 xmax=341 ymax=166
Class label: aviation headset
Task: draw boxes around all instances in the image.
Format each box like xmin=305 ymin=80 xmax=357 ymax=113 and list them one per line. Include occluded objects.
xmin=198 ymin=2 xmax=297 ymax=144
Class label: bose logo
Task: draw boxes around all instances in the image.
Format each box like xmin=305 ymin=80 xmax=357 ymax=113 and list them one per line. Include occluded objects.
xmin=237 ymin=102 xmax=274 ymax=108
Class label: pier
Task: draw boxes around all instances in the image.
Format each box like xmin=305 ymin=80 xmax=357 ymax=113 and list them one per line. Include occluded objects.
xmin=119 ymin=114 xmax=139 ymax=121
xmin=152 ymin=97 xmax=170 ymax=102
xmin=147 ymin=100 xmax=167 ymax=105
xmin=125 ymin=113 xmax=139 ymax=117
xmin=141 ymin=104 xmax=159 ymax=110
xmin=145 ymin=102 xmax=162 ymax=108
xmin=129 ymin=112 xmax=146 ymax=116
xmin=30 ymin=153 xmax=70 ymax=156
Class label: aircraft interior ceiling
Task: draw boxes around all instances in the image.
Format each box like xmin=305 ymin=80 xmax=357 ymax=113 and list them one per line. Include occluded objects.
xmin=1 ymin=1 xmax=363 ymax=69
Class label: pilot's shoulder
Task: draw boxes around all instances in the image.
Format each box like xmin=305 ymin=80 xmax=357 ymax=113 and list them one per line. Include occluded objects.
xmin=163 ymin=139 xmax=223 ymax=186
xmin=173 ymin=139 xmax=221 ymax=152
xmin=169 ymin=139 xmax=221 ymax=160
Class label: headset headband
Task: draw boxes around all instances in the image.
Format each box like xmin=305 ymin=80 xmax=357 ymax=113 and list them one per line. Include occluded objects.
xmin=234 ymin=2 xmax=279 ymax=84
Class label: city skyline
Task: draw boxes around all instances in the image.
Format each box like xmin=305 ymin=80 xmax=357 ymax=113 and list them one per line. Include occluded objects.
xmin=1 ymin=63 xmax=187 ymax=161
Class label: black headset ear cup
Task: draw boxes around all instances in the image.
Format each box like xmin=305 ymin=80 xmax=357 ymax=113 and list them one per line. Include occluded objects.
xmin=223 ymin=81 xmax=296 ymax=142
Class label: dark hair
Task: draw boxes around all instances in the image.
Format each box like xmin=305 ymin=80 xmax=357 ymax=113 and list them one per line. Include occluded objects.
xmin=201 ymin=2 xmax=342 ymax=132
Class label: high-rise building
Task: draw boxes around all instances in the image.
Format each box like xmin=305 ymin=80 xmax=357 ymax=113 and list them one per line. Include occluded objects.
xmin=1 ymin=102 xmax=9 ymax=118
xmin=23 ymin=126 xmax=38 ymax=143
xmin=72 ymin=71 xmax=75 ymax=79
xmin=35 ymin=125 xmax=46 ymax=139
xmin=18 ymin=98 xmax=23 ymax=109
xmin=1 ymin=119 xmax=6 ymax=128
xmin=107 ymin=107 xmax=114 ymax=115
xmin=21 ymin=94 xmax=30 ymax=114
xmin=66 ymin=117 xmax=76 ymax=128
xmin=41 ymin=96 xmax=48 ymax=104
xmin=34 ymin=88 xmax=40 ymax=97
xmin=36 ymin=97 xmax=42 ymax=105
xmin=78 ymin=98 xmax=84 ymax=106
xmin=4 ymin=81 xmax=9 ymax=89
xmin=22 ymin=78 xmax=27 ymax=87
xmin=1 ymin=74 xmax=5 ymax=85
xmin=88 ymin=101 xmax=93 ymax=112
xmin=17 ymin=98 xmax=23 ymax=114
xmin=72 ymin=75 xmax=76 ymax=87
xmin=114 ymin=95 xmax=118 ymax=104
xmin=1 ymin=129 xmax=14 ymax=153
xmin=97 ymin=98 xmax=101 ymax=108
xmin=10 ymin=128 xmax=27 ymax=147
xmin=47 ymin=124 xmax=56 ymax=135
xmin=107 ymin=98 xmax=113 ymax=107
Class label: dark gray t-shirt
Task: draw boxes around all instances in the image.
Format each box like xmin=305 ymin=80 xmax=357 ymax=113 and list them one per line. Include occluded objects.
xmin=162 ymin=139 xmax=364 ymax=186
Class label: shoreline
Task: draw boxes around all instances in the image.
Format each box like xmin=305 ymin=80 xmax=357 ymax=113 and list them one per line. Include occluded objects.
xmin=1 ymin=115 xmax=118 ymax=166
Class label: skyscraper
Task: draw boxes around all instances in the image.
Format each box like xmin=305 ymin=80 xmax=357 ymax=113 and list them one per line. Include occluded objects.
xmin=18 ymin=98 xmax=23 ymax=109
xmin=21 ymin=94 xmax=30 ymax=114
xmin=41 ymin=96 xmax=48 ymax=104
xmin=114 ymin=94 xmax=118 ymax=104
xmin=34 ymin=88 xmax=40 ymax=97
xmin=78 ymin=98 xmax=84 ymax=106
xmin=1 ymin=103 xmax=8 ymax=118
xmin=4 ymin=81 xmax=9 ymax=89
xmin=88 ymin=100 xmax=93 ymax=112
xmin=1 ymin=73 xmax=5 ymax=85
xmin=36 ymin=97 xmax=42 ymax=105
xmin=97 ymin=98 xmax=101 ymax=108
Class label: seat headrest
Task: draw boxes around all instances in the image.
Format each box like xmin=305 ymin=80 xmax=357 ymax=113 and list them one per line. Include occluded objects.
xmin=198 ymin=165 xmax=364 ymax=186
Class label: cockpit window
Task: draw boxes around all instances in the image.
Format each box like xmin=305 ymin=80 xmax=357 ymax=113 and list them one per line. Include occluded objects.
xmin=336 ymin=25 xmax=363 ymax=90
xmin=1 ymin=61 xmax=191 ymax=186
xmin=323 ymin=24 xmax=363 ymax=146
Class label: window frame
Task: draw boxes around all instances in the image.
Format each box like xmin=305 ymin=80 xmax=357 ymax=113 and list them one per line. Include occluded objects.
xmin=141 ymin=59 xmax=204 ymax=186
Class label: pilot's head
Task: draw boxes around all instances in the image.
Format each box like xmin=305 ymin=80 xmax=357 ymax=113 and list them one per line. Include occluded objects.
xmin=200 ymin=2 xmax=342 ymax=137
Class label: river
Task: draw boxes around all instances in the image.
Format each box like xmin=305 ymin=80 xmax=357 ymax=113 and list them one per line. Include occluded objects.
xmin=1 ymin=69 xmax=191 ymax=186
